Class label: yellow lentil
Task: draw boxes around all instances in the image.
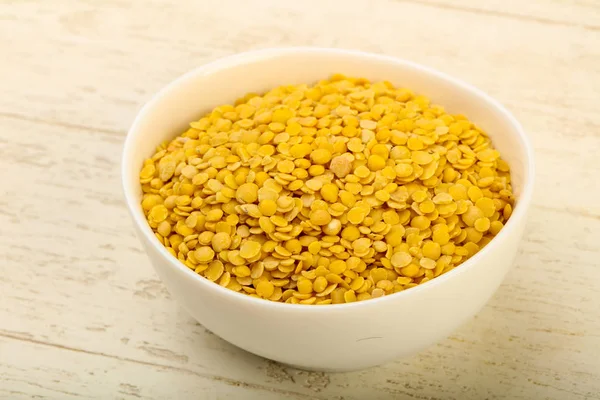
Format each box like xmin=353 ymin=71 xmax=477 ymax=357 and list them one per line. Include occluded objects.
xmin=313 ymin=276 xmax=328 ymax=293
xmin=422 ymin=241 xmax=442 ymax=260
xmin=239 ymin=240 xmax=262 ymax=259
xmin=311 ymin=149 xmax=332 ymax=165
xmin=489 ymin=220 xmax=504 ymax=235
xmin=195 ymin=246 xmax=215 ymax=263
xmin=211 ymin=232 xmax=231 ymax=252
xmin=344 ymin=290 xmax=357 ymax=303
xmin=140 ymin=74 xmax=514 ymax=305
xmin=367 ymin=155 xmax=386 ymax=171
xmin=474 ymin=217 xmax=491 ymax=232
xmin=297 ymin=279 xmax=313 ymax=294
xmin=310 ymin=209 xmax=332 ymax=226
xmin=256 ymin=280 xmax=275 ymax=298
xmin=391 ymin=252 xmax=412 ymax=268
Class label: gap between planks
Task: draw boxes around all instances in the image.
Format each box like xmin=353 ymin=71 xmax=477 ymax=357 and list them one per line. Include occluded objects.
xmin=0 ymin=111 xmax=125 ymax=138
xmin=392 ymin=0 xmax=600 ymax=31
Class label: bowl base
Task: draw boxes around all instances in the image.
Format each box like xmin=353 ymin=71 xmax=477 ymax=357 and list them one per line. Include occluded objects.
xmin=279 ymin=361 xmax=378 ymax=373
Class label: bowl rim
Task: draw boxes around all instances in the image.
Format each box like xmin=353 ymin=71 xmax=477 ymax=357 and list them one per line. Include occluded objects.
xmin=122 ymin=46 xmax=535 ymax=311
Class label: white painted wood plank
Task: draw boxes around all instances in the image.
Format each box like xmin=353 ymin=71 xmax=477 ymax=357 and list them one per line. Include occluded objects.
xmin=0 ymin=337 xmax=311 ymax=400
xmin=400 ymin=0 xmax=600 ymax=29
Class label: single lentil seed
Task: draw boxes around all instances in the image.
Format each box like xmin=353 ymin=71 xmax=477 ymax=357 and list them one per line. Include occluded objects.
xmin=240 ymin=241 xmax=262 ymax=259
xmin=391 ymin=252 xmax=412 ymax=269
xmin=211 ymin=232 xmax=231 ymax=252
xmin=474 ymin=217 xmax=491 ymax=232
xmin=256 ymin=280 xmax=275 ymax=298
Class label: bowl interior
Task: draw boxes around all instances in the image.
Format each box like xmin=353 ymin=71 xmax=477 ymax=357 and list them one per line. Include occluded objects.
xmin=122 ymin=48 xmax=533 ymax=307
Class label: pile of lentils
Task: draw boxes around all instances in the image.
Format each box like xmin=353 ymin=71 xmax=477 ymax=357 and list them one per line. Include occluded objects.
xmin=140 ymin=74 xmax=514 ymax=305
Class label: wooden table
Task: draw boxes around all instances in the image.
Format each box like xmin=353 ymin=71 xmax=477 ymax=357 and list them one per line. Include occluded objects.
xmin=2 ymin=0 xmax=599 ymax=399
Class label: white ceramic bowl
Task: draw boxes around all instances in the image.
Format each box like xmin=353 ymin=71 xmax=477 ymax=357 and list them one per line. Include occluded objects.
xmin=122 ymin=48 xmax=534 ymax=372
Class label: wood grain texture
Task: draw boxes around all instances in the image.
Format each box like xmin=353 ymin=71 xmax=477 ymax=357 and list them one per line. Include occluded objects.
xmin=1 ymin=0 xmax=599 ymax=399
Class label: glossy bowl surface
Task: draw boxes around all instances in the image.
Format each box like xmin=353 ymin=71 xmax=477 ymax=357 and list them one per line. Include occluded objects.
xmin=122 ymin=47 xmax=534 ymax=371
